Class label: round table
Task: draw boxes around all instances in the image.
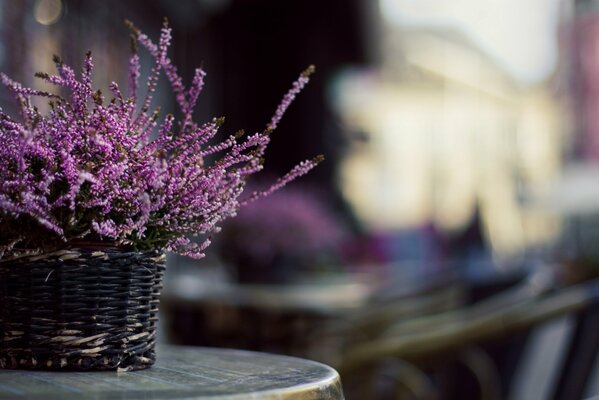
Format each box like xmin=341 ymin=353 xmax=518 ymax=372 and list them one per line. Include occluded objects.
xmin=0 ymin=345 xmax=343 ymax=399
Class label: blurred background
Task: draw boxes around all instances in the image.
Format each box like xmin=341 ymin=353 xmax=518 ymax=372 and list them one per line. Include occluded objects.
xmin=2 ymin=0 xmax=599 ymax=398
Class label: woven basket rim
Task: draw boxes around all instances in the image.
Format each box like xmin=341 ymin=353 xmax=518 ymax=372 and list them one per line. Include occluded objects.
xmin=0 ymin=245 xmax=164 ymax=265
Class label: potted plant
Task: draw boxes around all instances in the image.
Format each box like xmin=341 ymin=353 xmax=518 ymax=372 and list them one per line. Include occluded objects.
xmin=0 ymin=20 xmax=320 ymax=371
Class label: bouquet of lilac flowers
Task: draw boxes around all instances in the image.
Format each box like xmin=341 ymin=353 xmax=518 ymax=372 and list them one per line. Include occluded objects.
xmin=0 ymin=20 xmax=321 ymax=259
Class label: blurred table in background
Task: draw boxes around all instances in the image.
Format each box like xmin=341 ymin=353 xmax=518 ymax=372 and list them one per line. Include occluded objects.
xmin=164 ymin=272 xmax=374 ymax=315
xmin=160 ymin=266 xmax=464 ymax=357
xmin=161 ymin=272 xmax=376 ymax=355
xmin=0 ymin=345 xmax=344 ymax=400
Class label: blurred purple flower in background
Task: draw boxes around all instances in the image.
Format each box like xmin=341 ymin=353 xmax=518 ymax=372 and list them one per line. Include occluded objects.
xmin=217 ymin=185 xmax=347 ymax=283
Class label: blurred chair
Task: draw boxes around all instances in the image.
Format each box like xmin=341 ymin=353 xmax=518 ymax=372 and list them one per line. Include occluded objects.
xmin=325 ymin=269 xmax=599 ymax=399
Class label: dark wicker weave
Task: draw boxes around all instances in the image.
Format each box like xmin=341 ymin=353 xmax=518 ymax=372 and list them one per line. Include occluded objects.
xmin=0 ymin=246 xmax=165 ymax=371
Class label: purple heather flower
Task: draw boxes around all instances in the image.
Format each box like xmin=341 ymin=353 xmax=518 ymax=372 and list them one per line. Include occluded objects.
xmin=219 ymin=185 xmax=346 ymax=265
xmin=0 ymin=20 xmax=321 ymax=259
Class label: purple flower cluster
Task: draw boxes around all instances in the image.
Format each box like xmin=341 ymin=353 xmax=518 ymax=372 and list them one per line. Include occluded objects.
xmin=0 ymin=20 xmax=321 ymax=259
xmin=219 ymin=186 xmax=346 ymax=264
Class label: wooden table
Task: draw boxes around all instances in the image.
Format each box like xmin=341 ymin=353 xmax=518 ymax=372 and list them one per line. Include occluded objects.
xmin=0 ymin=345 xmax=343 ymax=399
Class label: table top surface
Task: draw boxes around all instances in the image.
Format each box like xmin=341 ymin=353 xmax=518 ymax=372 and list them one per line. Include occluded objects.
xmin=0 ymin=345 xmax=343 ymax=399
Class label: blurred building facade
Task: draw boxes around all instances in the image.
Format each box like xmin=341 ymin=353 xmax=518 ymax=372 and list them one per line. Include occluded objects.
xmin=563 ymin=0 xmax=599 ymax=160
xmin=334 ymin=6 xmax=564 ymax=262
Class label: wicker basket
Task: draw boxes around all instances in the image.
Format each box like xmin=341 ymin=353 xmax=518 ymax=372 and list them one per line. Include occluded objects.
xmin=0 ymin=245 xmax=165 ymax=371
